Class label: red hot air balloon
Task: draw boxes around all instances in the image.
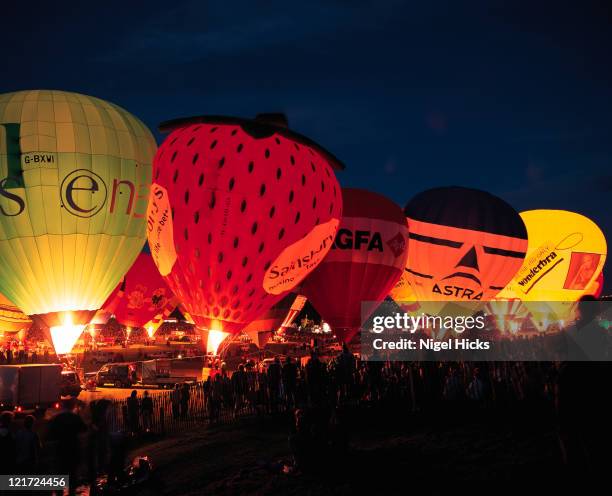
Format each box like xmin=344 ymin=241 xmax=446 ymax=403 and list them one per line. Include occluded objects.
xmin=404 ymin=187 xmax=528 ymax=302
xmin=101 ymin=247 xmax=176 ymax=330
xmin=147 ymin=114 xmax=343 ymax=336
xmin=301 ymin=188 xmax=409 ymax=343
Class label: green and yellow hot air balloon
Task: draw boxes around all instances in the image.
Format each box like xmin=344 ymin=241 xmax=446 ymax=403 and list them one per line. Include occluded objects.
xmin=0 ymin=90 xmax=155 ymax=353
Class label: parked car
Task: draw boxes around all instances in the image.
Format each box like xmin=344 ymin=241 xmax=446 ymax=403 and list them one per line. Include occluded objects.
xmin=60 ymin=369 xmax=82 ymax=397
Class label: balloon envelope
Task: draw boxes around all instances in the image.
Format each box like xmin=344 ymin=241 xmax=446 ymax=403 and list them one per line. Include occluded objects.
xmin=404 ymin=187 xmax=528 ymax=304
xmin=497 ymin=210 xmax=607 ymax=330
xmin=147 ymin=115 xmax=343 ymax=335
xmin=102 ymin=247 xmax=177 ymax=330
xmin=301 ymin=188 xmax=409 ymax=343
xmin=0 ymin=292 xmax=31 ymax=334
xmin=0 ymin=90 xmax=155 ymax=352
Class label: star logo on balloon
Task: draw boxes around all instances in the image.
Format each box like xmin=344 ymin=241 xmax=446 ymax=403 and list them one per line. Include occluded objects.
xmin=386 ymin=232 xmax=406 ymax=258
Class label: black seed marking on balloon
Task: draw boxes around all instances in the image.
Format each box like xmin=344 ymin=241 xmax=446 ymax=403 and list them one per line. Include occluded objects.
xmin=301 ymin=174 xmax=306 ymax=186
xmin=210 ymin=140 xmax=217 ymax=149
xmin=226 ymin=270 xmax=232 ymax=280
xmin=207 ymin=267 xmax=212 ymax=277
xmin=269 ymin=206 xmax=275 ymax=218
xmin=233 ymin=237 xmax=239 ymax=248
xmin=264 ymin=149 xmax=270 ymax=159
xmin=295 ymin=212 xmax=300 ymax=224
xmin=231 ymin=129 xmax=238 ymax=136
xmin=278 ymin=228 xmax=285 ymax=240
xmin=171 ymin=208 xmax=175 ymax=220
xmin=192 ymin=153 xmax=199 ymax=165
xmin=184 ymin=228 xmax=188 ymax=240
xmin=193 ymin=125 xmax=201 ymax=132
xmin=264 ymin=261 xmax=271 ymax=270
xmin=218 ymin=157 xmax=225 ymax=168
xmin=223 ymin=309 xmax=230 ymax=319
xmin=209 ymin=192 xmax=216 ymax=209
xmin=326 ymin=167 xmax=330 ymax=177
xmin=229 ymin=177 xmax=235 ymax=191
xmin=155 ymin=169 xmax=160 ymax=179
xmin=315 ymin=217 xmax=320 ymax=225
xmin=289 ymin=190 xmax=294 ymax=203
xmin=171 ymin=151 xmax=177 ymax=163
xmin=218 ymin=252 xmax=224 ymax=263
xmin=184 ymin=190 xmax=190 ymax=204
xmin=248 ymin=289 xmax=255 ymax=297
xmin=290 ymin=155 xmax=295 ymax=165
xmin=187 ymin=137 xmax=195 ymax=146
xmin=237 ymin=143 xmax=243 ymax=153
xmin=240 ymin=199 xmax=247 ymax=213
xmin=214 ymin=281 xmax=221 ymax=292
xmin=311 ymin=162 xmax=316 ymax=172
xmin=251 ymin=222 xmax=258 ymax=235
xmin=173 ymin=170 xmax=179 ymax=183
xmin=312 ymin=196 xmax=317 ymax=208
xmin=194 ymin=211 xmax=200 ymax=224
xmin=329 ymin=204 xmax=333 ymax=214
xmin=246 ymin=302 xmax=253 ymax=310
xmin=194 ymin=248 xmax=200 ymax=258
xmin=242 ymin=256 xmax=248 ymax=267
xmin=246 ymin=274 xmax=253 ymax=283
xmin=210 ymin=127 xmax=218 ymax=133
xmin=259 ymin=184 xmax=266 ymax=196
xmin=309 ymin=148 xmax=315 ymax=156
xmin=275 ymin=137 xmax=281 ymax=145
xmin=321 ymin=181 xmax=325 ymax=192
xmin=258 ymin=242 xmax=264 ymax=253
xmin=333 ymin=185 xmax=337 ymax=197
xmin=198 ymin=173 xmax=204 ymax=186
xmin=248 ymin=161 xmax=254 ymax=173
xmin=171 ymin=137 xmax=178 ymax=145
xmin=208 ymin=233 xmax=212 ymax=244
xmin=231 ymin=298 xmax=239 ymax=308
xmin=294 ymin=143 xmax=300 ymax=151
xmin=276 ymin=168 xmax=282 ymax=180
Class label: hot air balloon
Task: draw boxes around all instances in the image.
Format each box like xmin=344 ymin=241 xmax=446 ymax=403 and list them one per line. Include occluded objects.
xmin=0 ymin=90 xmax=155 ymax=354
xmin=404 ymin=187 xmax=528 ymax=305
xmin=0 ymin=292 xmax=31 ymax=343
xmin=243 ymin=293 xmax=307 ymax=347
xmin=497 ymin=210 xmax=607 ymax=331
xmin=100 ymin=245 xmax=177 ymax=332
xmin=147 ymin=114 xmax=343 ymax=340
xmin=301 ymin=188 xmax=409 ymax=343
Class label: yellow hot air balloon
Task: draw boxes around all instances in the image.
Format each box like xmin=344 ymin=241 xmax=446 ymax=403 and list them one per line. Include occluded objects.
xmin=498 ymin=210 xmax=607 ymax=331
xmin=0 ymin=292 xmax=31 ymax=343
xmin=0 ymin=90 xmax=155 ymax=354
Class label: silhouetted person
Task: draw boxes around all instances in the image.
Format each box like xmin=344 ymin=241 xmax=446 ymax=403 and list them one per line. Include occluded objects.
xmin=141 ymin=391 xmax=153 ymax=432
xmin=558 ymin=296 xmax=611 ymax=479
xmin=282 ymin=357 xmax=298 ymax=409
xmin=180 ymin=383 xmax=190 ymax=419
xmin=15 ymin=414 xmax=41 ymax=474
xmin=0 ymin=411 xmax=16 ymax=474
xmin=171 ymin=385 xmax=180 ymax=419
xmin=47 ymin=399 xmax=86 ymax=496
xmin=126 ymin=390 xmax=139 ymax=434
xmin=267 ymin=357 xmax=282 ymax=411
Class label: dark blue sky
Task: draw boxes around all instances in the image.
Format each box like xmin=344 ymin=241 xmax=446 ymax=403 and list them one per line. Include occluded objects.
xmin=3 ymin=0 xmax=611 ymax=289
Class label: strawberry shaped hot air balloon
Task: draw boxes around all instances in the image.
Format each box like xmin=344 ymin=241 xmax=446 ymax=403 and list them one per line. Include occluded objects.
xmin=100 ymin=245 xmax=177 ymax=331
xmin=147 ymin=114 xmax=343 ymax=336
xmin=301 ymin=188 xmax=409 ymax=343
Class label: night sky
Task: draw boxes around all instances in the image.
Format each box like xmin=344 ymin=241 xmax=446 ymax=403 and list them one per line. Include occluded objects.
xmin=2 ymin=1 xmax=611 ymax=289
